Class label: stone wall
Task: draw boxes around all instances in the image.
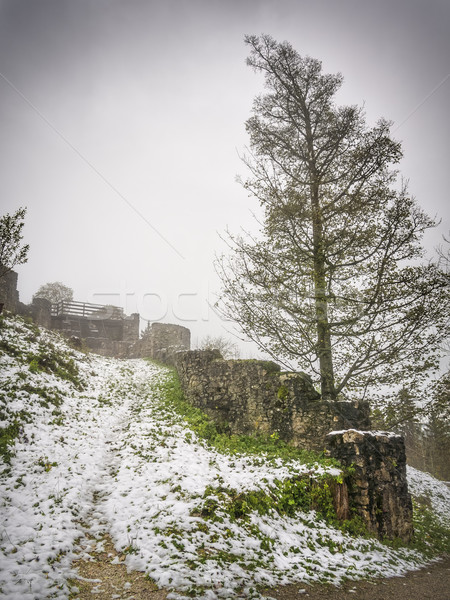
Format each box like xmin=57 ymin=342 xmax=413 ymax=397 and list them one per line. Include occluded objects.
xmin=51 ymin=314 xmax=124 ymax=341
xmin=326 ymin=430 xmax=413 ymax=542
xmin=171 ymin=350 xmax=371 ymax=452
xmin=30 ymin=297 xmax=52 ymax=329
xmin=165 ymin=349 xmax=413 ymax=541
xmin=0 ymin=269 xmax=19 ymax=313
xmin=123 ymin=313 xmax=140 ymax=342
xmin=132 ymin=322 xmax=191 ymax=359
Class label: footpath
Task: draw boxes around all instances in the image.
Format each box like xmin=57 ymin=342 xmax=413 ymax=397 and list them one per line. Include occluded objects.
xmin=1 ymin=315 xmax=449 ymax=600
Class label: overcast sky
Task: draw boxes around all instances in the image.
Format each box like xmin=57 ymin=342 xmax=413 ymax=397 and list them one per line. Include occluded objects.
xmin=1 ymin=0 xmax=449 ymax=353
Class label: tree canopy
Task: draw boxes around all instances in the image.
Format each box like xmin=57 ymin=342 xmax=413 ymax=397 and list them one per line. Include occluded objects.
xmin=34 ymin=282 xmax=74 ymax=305
xmin=217 ymin=35 xmax=449 ymax=402
xmin=0 ymin=207 xmax=29 ymax=278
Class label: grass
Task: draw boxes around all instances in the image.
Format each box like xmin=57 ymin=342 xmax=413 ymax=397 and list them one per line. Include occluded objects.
xmin=149 ymin=362 xmax=373 ymax=538
xmin=150 ymin=361 xmax=450 ymax=554
xmin=0 ymin=413 xmax=30 ymax=463
xmin=151 ymin=362 xmax=338 ymax=466
xmin=409 ymin=497 xmax=450 ymax=556
xmin=0 ymin=314 xmax=87 ymax=463
xmin=27 ymin=343 xmax=83 ymax=389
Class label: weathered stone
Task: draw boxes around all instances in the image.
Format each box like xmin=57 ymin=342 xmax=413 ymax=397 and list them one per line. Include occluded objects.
xmin=31 ymin=297 xmax=52 ymax=329
xmin=122 ymin=313 xmax=140 ymax=342
xmin=171 ymin=350 xmax=371 ymax=451
xmin=130 ymin=322 xmax=191 ymax=360
xmin=331 ymin=481 xmax=350 ymax=520
xmin=0 ymin=269 xmax=19 ymax=313
xmin=326 ymin=430 xmax=413 ymax=542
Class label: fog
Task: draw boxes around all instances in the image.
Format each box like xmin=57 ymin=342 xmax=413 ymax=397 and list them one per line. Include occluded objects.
xmin=1 ymin=0 xmax=449 ymax=354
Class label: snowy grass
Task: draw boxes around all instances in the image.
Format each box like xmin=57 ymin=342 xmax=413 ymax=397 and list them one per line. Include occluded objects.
xmin=0 ymin=314 xmax=449 ymax=599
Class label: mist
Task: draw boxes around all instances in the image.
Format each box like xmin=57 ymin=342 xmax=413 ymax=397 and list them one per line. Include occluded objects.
xmin=1 ymin=0 xmax=448 ymax=353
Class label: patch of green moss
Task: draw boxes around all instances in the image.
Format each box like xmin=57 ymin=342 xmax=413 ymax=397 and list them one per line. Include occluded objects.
xmin=277 ymin=385 xmax=289 ymax=401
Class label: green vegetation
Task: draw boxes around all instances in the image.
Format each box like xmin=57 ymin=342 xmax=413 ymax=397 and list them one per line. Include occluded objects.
xmin=27 ymin=343 xmax=83 ymax=389
xmin=410 ymin=497 xmax=450 ymax=556
xmin=196 ymin=476 xmax=337 ymax=522
xmin=0 ymin=411 xmax=31 ymax=463
xmin=277 ymin=385 xmax=289 ymax=401
xmin=193 ymin=473 xmax=371 ymax=539
xmin=1 ymin=315 xmax=83 ymax=389
xmin=151 ymin=363 xmax=335 ymax=466
xmin=22 ymin=383 xmax=65 ymax=408
xmin=0 ymin=206 xmax=29 ymax=278
xmin=151 ymin=363 xmax=372 ymax=538
xmin=0 ymin=314 xmax=87 ymax=463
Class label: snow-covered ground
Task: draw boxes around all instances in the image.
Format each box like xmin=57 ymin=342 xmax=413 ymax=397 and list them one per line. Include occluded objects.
xmin=1 ymin=314 xmax=449 ymax=600
xmin=407 ymin=465 xmax=450 ymax=526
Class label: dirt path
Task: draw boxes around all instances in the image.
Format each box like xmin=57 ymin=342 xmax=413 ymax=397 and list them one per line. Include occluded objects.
xmin=68 ymin=532 xmax=168 ymax=600
xmin=266 ymin=555 xmax=450 ymax=600
xmin=69 ymin=539 xmax=449 ymax=600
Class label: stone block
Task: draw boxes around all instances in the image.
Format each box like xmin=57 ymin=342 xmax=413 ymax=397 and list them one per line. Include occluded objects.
xmin=326 ymin=430 xmax=413 ymax=542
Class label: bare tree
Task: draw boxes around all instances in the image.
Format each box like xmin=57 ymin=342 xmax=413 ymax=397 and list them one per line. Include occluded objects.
xmin=198 ymin=335 xmax=240 ymax=359
xmin=217 ymin=35 xmax=449 ymax=402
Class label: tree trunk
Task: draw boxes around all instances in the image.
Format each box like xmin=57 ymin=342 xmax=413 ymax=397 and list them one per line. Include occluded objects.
xmin=311 ymin=185 xmax=336 ymax=401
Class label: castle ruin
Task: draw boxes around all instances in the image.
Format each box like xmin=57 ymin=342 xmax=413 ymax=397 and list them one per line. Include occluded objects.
xmin=1 ymin=269 xmax=413 ymax=541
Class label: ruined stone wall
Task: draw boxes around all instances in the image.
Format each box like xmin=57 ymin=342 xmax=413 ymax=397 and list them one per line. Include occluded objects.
xmin=166 ymin=350 xmax=413 ymax=541
xmin=30 ymin=297 xmax=52 ymax=329
xmin=326 ymin=429 xmax=413 ymax=542
xmin=51 ymin=315 xmax=124 ymax=341
xmin=0 ymin=269 xmax=19 ymax=313
xmin=150 ymin=322 xmax=191 ymax=358
xmin=132 ymin=322 xmax=191 ymax=359
xmin=172 ymin=350 xmax=371 ymax=451
xmin=123 ymin=313 xmax=140 ymax=342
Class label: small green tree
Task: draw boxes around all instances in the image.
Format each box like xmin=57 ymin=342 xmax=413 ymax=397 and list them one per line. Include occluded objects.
xmin=34 ymin=282 xmax=74 ymax=305
xmin=217 ymin=35 xmax=449 ymax=402
xmin=0 ymin=207 xmax=29 ymax=278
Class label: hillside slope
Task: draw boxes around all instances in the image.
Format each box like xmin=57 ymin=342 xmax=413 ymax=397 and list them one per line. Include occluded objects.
xmin=0 ymin=314 xmax=449 ymax=600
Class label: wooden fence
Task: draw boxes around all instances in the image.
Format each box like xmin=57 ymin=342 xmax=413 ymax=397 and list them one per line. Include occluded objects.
xmin=51 ymin=300 xmax=124 ymax=320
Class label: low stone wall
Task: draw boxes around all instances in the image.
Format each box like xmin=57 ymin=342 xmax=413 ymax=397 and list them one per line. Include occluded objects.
xmin=172 ymin=350 xmax=371 ymax=451
xmin=326 ymin=429 xmax=413 ymax=542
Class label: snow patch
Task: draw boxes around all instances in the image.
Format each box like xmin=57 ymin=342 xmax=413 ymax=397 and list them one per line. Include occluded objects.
xmin=0 ymin=315 xmax=445 ymax=600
